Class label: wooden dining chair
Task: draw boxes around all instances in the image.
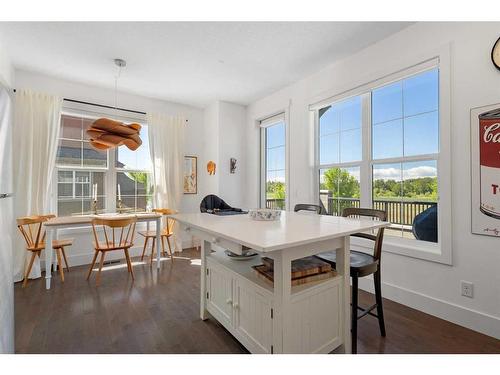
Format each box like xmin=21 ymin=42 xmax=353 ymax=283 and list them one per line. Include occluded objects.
xmin=138 ymin=208 xmax=177 ymax=264
xmin=315 ymin=207 xmax=387 ymax=354
xmin=17 ymin=215 xmax=73 ymax=288
xmin=87 ymin=217 xmax=137 ymax=286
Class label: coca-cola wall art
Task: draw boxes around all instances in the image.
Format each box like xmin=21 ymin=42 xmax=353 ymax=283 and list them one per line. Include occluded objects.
xmin=471 ymin=104 xmax=500 ymax=237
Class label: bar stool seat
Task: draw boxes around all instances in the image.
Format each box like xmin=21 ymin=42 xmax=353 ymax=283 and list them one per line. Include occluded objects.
xmin=315 ymin=250 xmax=379 ymax=278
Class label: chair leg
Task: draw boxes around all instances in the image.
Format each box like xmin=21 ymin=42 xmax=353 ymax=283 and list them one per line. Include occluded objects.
xmin=161 ymin=236 xmax=166 ymax=257
xmin=166 ymin=236 xmax=173 ymax=259
xmin=56 ymin=248 xmax=65 ymax=283
xmin=351 ymin=274 xmax=358 ymax=354
xmin=150 ymin=238 xmax=156 ymax=266
xmin=87 ymin=250 xmax=99 ymax=280
xmin=61 ymin=247 xmax=70 ymax=272
xmin=123 ymin=249 xmax=131 ymax=272
xmin=374 ymin=270 xmax=386 ymax=337
xmin=141 ymin=237 xmax=149 ymax=261
xmin=125 ymin=248 xmax=134 ymax=280
xmin=23 ymin=252 xmax=37 ymax=288
xmin=96 ymin=251 xmax=106 ymax=286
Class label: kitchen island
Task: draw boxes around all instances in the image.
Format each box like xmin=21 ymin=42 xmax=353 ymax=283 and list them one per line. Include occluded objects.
xmin=170 ymin=211 xmax=388 ymax=354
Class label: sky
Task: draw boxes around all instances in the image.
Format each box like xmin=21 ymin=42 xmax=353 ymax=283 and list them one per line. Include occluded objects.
xmin=116 ymin=125 xmax=152 ymax=171
xmin=262 ymin=69 xmax=440 ymax=187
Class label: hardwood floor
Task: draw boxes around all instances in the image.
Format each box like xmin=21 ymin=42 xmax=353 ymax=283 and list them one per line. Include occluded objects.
xmin=14 ymin=248 xmax=500 ymax=354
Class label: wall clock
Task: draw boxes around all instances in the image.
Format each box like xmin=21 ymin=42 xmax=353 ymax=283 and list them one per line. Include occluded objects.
xmin=492 ymin=37 xmax=500 ymax=71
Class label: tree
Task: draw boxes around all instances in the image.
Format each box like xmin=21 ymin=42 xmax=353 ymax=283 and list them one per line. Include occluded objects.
xmin=266 ymin=181 xmax=285 ymax=199
xmin=126 ymin=172 xmax=151 ymax=195
xmin=322 ymin=168 xmax=360 ymax=198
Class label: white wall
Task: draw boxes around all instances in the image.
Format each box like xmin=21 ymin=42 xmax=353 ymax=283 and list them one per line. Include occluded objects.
xmin=0 ymin=40 xmax=14 ymax=353
xmin=203 ymin=101 xmax=219 ymax=196
xmin=0 ymin=40 xmax=13 ymax=87
xmin=14 ymin=69 xmax=205 ymax=265
xmin=202 ymin=100 xmax=247 ymax=208
xmin=246 ymin=22 xmax=500 ymax=338
xmin=217 ymin=101 xmax=247 ymax=208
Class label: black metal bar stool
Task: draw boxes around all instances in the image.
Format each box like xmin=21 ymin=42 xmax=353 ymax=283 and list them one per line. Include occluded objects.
xmin=314 ymin=207 xmax=387 ymax=353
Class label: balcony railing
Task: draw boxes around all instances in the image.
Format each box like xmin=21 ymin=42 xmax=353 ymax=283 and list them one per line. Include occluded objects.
xmin=266 ymin=198 xmax=286 ymax=210
xmin=266 ymin=194 xmax=437 ymax=227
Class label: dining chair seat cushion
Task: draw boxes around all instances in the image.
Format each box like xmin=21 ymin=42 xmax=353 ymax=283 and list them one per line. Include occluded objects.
xmin=138 ymin=229 xmax=171 ymax=238
xmin=27 ymin=238 xmax=74 ymax=251
xmin=315 ymin=250 xmax=379 ymax=277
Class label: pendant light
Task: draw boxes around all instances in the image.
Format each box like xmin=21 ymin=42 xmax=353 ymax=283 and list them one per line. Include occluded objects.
xmin=86 ymin=58 xmax=142 ymax=151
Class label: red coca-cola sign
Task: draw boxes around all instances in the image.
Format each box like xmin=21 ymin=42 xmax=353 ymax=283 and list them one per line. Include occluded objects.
xmin=480 ymin=109 xmax=500 ymax=168
xmin=479 ymin=108 xmax=500 ymax=219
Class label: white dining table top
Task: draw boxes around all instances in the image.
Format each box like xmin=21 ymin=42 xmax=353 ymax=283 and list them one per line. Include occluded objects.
xmin=44 ymin=212 xmax=162 ymax=227
xmin=170 ymin=211 xmax=389 ymax=252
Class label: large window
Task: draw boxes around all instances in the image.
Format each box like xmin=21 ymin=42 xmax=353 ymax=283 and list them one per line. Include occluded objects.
xmin=55 ymin=111 xmax=152 ymax=215
xmin=260 ymin=114 xmax=286 ymax=210
xmin=316 ymin=64 xmax=441 ymax=246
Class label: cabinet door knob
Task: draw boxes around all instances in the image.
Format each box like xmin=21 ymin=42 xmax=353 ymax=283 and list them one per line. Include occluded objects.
xmin=226 ymin=298 xmax=233 ymax=305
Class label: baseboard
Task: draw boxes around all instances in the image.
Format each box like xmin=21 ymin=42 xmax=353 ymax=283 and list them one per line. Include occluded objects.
xmin=358 ymin=277 xmax=500 ymax=340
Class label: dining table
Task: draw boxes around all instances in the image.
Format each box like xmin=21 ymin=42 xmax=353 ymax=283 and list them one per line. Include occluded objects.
xmin=43 ymin=212 xmax=162 ymax=290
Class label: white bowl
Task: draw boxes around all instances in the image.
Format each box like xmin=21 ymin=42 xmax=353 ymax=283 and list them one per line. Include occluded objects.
xmin=248 ymin=209 xmax=282 ymax=221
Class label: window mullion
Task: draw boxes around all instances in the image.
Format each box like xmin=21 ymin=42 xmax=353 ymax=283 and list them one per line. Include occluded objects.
xmin=360 ymin=92 xmax=372 ymax=209
xmin=107 ymin=149 xmax=116 ymax=213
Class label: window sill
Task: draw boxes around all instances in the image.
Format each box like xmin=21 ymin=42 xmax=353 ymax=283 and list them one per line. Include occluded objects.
xmin=350 ymin=235 xmax=452 ymax=265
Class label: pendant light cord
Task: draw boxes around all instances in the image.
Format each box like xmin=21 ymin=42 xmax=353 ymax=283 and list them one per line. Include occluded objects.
xmin=114 ymin=64 xmax=122 ymax=111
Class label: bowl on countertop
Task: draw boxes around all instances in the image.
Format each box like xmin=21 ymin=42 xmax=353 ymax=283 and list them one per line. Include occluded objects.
xmin=248 ymin=209 xmax=282 ymax=221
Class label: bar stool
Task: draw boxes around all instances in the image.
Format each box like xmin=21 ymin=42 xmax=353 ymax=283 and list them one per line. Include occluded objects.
xmin=138 ymin=208 xmax=177 ymax=264
xmin=315 ymin=207 xmax=387 ymax=354
xmin=17 ymin=215 xmax=73 ymax=288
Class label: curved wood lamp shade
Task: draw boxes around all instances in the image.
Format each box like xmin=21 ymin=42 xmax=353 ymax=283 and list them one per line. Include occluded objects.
xmin=86 ymin=118 xmax=143 ymax=151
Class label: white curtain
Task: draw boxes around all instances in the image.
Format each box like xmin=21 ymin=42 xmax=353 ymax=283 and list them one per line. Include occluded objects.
xmin=147 ymin=113 xmax=185 ymax=252
xmin=12 ymin=90 xmax=62 ymax=282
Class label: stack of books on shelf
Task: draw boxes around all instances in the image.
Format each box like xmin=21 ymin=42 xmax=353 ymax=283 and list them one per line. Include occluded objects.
xmin=252 ymin=256 xmax=337 ymax=286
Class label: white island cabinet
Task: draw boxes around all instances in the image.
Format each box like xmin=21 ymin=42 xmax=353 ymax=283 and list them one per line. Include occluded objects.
xmin=170 ymin=211 xmax=388 ymax=354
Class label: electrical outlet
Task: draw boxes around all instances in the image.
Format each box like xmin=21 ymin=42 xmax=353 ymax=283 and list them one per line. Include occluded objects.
xmin=461 ymin=281 xmax=473 ymax=298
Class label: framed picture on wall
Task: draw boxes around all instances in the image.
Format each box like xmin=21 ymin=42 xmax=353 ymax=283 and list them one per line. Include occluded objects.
xmin=471 ymin=103 xmax=500 ymax=237
xmin=184 ymin=155 xmax=198 ymax=194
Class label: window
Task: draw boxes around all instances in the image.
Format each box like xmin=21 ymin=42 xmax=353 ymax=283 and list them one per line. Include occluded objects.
xmin=56 ymin=114 xmax=108 ymax=215
xmin=260 ymin=114 xmax=286 ymax=210
xmin=55 ymin=111 xmax=152 ymax=215
xmin=315 ymin=63 xmax=443 ymax=249
xmin=372 ymin=69 xmax=439 ymax=239
xmin=115 ymin=124 xmax=153 ymax=212
xmin=319 ymin=96 xmax=362 ymax=216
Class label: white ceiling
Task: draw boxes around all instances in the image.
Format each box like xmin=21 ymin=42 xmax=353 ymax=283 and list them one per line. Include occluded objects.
xmin=0 ymin=22 xmax=412 ymax=108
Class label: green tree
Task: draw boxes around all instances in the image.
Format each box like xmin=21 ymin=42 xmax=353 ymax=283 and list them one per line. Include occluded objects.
xmin=266 ymin=181 xmax=285 ymax=199
xmin=322 ymin=168 xmax=360 ymax=198
xmin=126 ymin=172 xmax=151 ymax=195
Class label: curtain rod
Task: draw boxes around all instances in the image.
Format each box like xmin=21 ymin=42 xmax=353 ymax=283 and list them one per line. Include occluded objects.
xmin=12 ymin=89 xmax=189 ymax=122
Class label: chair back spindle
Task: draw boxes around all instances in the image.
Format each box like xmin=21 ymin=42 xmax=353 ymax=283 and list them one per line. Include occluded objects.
xmin=17 ymin=214 xmax=56 ymax=250
xmin=92 ymin=217 xmax=137 ymax=250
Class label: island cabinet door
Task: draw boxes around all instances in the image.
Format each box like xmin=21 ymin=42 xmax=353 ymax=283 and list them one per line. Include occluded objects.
xmin=206 ymin=262 xmax=234 ymax=327
xmin=233 ymin=279 xmax=273 ymax=354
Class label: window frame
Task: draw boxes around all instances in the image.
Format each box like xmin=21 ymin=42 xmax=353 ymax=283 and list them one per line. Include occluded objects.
xmin=53 ymin=107 xmax=152 ymax=216
xmin=311 ymin=51 xmax=452 ymax=265
xmin=260 ymin=112 xmax=289 ymax=210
